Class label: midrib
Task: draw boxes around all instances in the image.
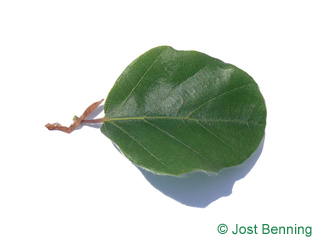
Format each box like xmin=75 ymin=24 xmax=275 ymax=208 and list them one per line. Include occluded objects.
xmin=106 ymin=116 xmax=249 ymax=125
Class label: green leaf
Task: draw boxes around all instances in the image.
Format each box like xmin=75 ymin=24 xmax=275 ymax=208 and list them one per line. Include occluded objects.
xmin=101 ymin=46 xmax=266 ymax=175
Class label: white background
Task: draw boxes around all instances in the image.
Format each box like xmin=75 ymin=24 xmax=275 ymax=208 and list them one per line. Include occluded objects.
xmin=1 ymin=1 xmax=319 ymax=239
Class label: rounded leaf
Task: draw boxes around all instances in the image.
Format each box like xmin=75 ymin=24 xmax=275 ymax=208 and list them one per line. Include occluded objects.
xmin=101 ymin=46 xmax=266 ymax=175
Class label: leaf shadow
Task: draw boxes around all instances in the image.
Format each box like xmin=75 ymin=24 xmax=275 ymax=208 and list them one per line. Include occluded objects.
xmin=133 ymin=137 xmax=265 ymax=208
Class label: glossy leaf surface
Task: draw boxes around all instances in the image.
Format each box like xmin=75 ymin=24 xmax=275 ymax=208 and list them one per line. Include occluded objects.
xmin=101 ymin=46 xmax=266 ymax=175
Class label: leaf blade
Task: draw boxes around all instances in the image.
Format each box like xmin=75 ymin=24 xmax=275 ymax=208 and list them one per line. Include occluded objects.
xmin=101 ymin=46 xmax=266 ymax=175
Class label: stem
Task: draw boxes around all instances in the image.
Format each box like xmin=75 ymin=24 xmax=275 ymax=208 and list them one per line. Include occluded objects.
xmin=45 ymin=99 xmax=105 ymax=133
xmin=78 ymin=118 xmax=108 ymax=124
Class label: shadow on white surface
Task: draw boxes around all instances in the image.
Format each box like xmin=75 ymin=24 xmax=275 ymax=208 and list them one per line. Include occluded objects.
xmin=135 ymin=138 xmax=265 ymax=208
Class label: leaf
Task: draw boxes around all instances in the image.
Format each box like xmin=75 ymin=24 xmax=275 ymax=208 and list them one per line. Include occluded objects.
xmin=100 ymin=46 xmax=266 ymax=175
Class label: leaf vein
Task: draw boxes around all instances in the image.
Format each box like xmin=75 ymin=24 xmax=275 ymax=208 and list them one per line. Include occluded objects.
xmin=196 ymin=120 xmax=239 ymax=153
xmin=107 ymin=121 xmax=175 ymax=174
xmin=187 ymin=83 xmax=255 ymax=117
xmin=109 ymin=48 xmax=168 ymax=118
xmin=108 ymin=116 xmax=255 ymax=125
xmin=143 ymin=119 xmax=206 ymax=168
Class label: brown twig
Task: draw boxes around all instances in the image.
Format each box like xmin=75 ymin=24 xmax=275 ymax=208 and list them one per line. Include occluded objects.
xmin=45 ymin=99 xmax=105 ymax=133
